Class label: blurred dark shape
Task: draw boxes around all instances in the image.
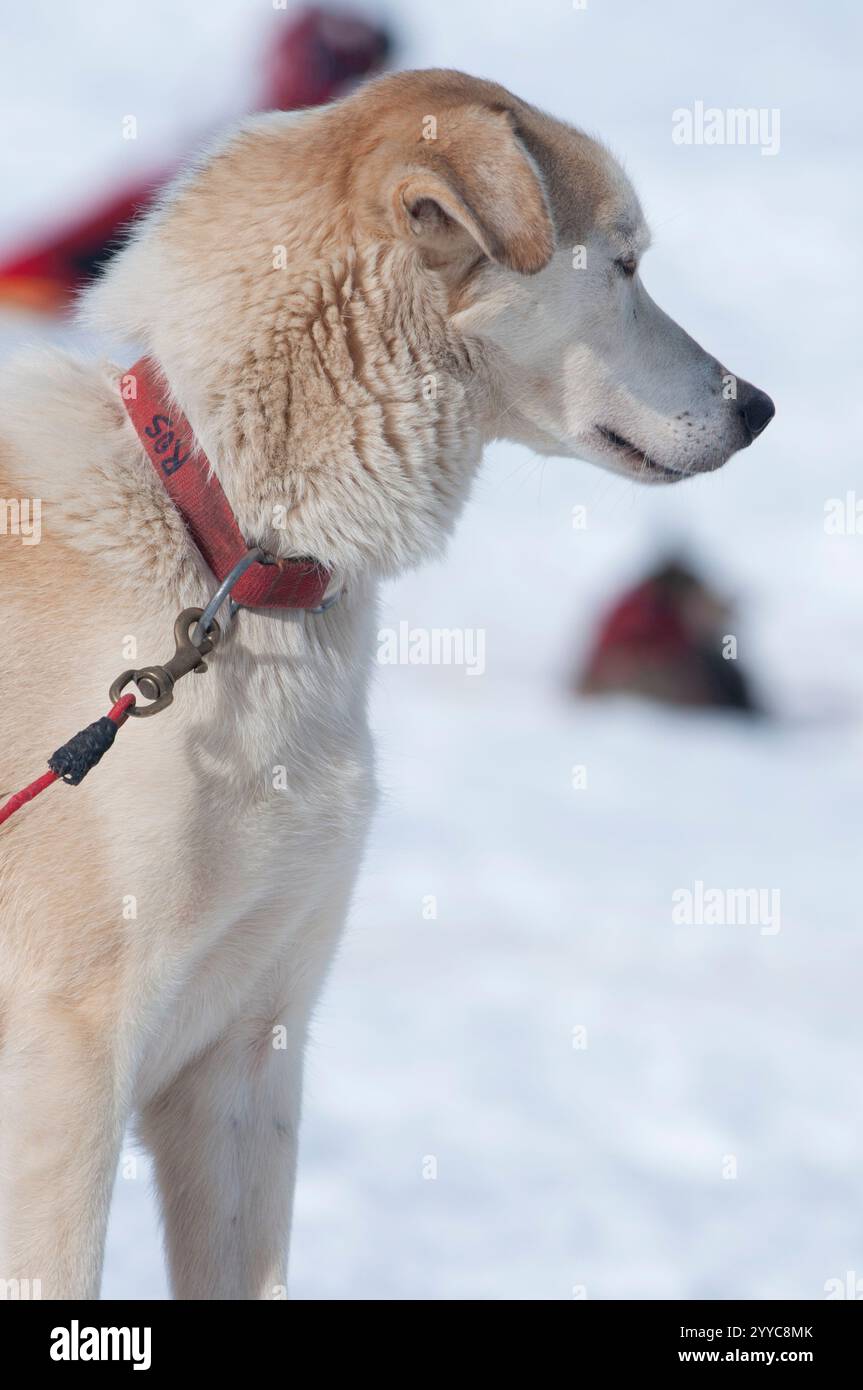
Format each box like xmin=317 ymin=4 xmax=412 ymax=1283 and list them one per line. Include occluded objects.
xmin=0 ymin=6 xmax=392 ymax=314
xmin=576 ymin=557 xmax=759 ymax=713
xmin=261 ymin=5 xmax=391 ymax=109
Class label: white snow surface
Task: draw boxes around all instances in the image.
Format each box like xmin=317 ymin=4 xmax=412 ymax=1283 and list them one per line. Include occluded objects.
xmin=1 ymin=0 xmax=862 ymax=1299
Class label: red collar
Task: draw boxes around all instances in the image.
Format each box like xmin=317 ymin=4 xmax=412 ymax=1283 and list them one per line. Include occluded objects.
xmin=122 ymin=356 xmax=332 ymax=610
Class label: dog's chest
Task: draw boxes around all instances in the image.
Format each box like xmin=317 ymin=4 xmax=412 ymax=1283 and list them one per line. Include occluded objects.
xmin=112 ymin=608 xmax=376 ymax=1101
xmin=127 ymin=721 xmax=374 ymax=1101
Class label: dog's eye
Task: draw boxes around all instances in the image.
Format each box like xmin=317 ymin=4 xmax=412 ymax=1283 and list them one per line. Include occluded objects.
xmin=616 ymin=256 xmax=638 ymax=278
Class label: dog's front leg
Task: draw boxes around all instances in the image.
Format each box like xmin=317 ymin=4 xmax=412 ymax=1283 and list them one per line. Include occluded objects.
xmin=139 ymin=1011 xmax=308 ymax=1301
xmin=138 ymin=873 xmax=360 ymax=1300
xmin=0 ymin=997 xmax=128 ymax=1299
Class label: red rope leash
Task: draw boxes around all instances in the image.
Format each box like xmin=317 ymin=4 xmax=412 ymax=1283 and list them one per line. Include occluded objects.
xmin=0 ymin=694 xmax=136 ymax=827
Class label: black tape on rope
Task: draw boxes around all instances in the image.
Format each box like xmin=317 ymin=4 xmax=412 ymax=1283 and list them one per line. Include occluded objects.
xmin=48 ymin=715 xmax=121 ymax=786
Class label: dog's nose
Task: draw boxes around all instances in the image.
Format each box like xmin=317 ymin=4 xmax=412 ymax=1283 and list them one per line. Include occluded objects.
xmin=739 ymin=386 xmax=775 ymax=439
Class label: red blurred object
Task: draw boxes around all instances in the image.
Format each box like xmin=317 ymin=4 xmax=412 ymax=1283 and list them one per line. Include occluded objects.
xmin=261 ymin=5 xmax=391 ymax=109
xmin=576 ymin=558 xmax=759 ymax=712
xmin=0 ymin=7 xmax=392 ymax=313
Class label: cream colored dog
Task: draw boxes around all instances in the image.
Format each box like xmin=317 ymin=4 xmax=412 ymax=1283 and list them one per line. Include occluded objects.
xmin=0 ymin=69 xmax=774 ymax=1300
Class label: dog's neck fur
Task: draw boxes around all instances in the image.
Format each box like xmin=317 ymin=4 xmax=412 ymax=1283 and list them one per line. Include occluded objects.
xmin=0 ymin=113 xmax=505 ymax=783
xmin=81 ymin=113 xmax=494 ymax=594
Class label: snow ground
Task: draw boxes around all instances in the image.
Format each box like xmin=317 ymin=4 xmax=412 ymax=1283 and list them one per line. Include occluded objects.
xmin=2 ymin=0 xmax=862 ymax=1299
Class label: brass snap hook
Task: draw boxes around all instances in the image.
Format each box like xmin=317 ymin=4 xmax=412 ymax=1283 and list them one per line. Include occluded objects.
xmin=109 ymin=608 xmax=221 ymax=717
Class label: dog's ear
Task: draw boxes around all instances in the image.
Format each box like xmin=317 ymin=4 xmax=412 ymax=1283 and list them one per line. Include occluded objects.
xmin=387 ymin=105 xmax=555 ymax=275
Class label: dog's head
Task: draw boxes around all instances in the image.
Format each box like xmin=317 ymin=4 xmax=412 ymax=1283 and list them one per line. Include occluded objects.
xmin=85 ymin=70 xmax=774 ymax=576
xmin=349 ymin=70 xmax=774 ymax=484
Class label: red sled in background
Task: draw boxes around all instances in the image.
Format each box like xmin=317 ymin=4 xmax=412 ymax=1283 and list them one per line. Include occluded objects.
xmin=575 ymin=557 xmax=761 ymax=714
